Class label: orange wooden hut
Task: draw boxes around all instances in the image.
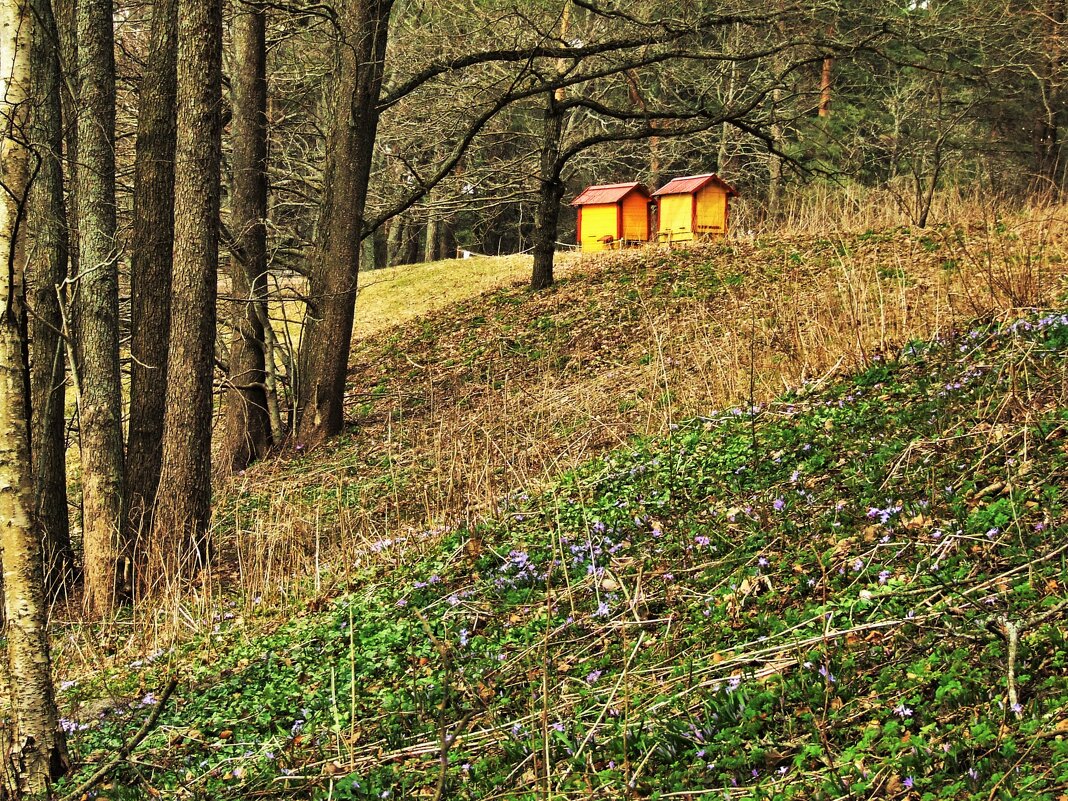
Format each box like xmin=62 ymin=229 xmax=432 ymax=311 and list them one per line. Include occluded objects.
xmin=571 ymin=182 xmax=651 ymax=253
xmin=652 ymin=173 xmax=738 ymax=244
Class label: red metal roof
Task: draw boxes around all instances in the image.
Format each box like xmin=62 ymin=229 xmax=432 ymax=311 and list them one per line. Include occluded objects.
xmin=570 ymin=182 xmax=650 ymax=206
xmin=652 ymin=173 xmax=738 ymax=197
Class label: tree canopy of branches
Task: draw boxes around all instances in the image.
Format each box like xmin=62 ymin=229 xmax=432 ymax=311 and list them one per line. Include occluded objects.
xmin=4 ymin=0 xmax=1062 ymax=620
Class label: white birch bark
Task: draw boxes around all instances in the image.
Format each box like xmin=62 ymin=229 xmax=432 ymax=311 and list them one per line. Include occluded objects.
xmin=0 ymin=1 xmax=69 ymax=793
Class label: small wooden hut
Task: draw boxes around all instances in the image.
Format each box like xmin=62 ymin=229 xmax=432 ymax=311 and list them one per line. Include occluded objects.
xmin=652 ymin=173 xmax=738 ymax=244
xmin=570 ymin=182 xmax=651 ymax=253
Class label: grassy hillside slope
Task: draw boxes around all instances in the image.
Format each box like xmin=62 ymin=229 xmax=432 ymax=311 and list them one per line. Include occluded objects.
xmin=51 ymin=215 xmax=1068 ymax=800
xmin=220 ymin=215 xmax=1066 ymax=599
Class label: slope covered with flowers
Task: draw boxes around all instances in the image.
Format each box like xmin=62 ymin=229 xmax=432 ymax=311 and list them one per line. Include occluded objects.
xmin=56 ymin=309 xmax=1068 ymax=800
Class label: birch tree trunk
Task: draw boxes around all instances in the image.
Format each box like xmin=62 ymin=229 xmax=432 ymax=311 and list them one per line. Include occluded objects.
xmin=221 ymin=0 xmax=272 ymax=472
xmin=75 ymin=0 xmax=127 ymax=615
xmin=153 ymin=0 xmax=223 ymax=568
xmin=0 ymin=1 xmax=70 ymax=791
xmin=26 ymin=0 xmax=72 ymax=594
xmin=127 ymin=0 xmax=177 ymax=551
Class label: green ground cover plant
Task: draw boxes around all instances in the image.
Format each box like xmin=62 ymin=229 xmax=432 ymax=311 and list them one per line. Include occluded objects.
xmin=54 ymin=308 xmax=1068 ymax=800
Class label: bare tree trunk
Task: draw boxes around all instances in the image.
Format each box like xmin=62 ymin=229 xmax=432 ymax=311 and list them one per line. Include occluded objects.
xmin=0 ymin=2 xmax=70 ymax=790
xmin=767 ymin=85 xmax=783 ymax=223
xmin=625 ymin=68 xmax=660 ymax=185
xmin=153 ymin=0 xmax=223 ymax=569
xmin=818 ymin=56 xmax=833 ymax=118
xmin=259 ymin=298 xmax=285 ymax=444
xmin=221 ymin=0 xmax=272 ymax=472
xmin=386 ymin=217 xmax=403 ymax=266
xmin=1033 ymin=0 xmax=1066 ymax=193
xmin=438 ymin=217 xmax=453 ymax=260
xmin=54 ymin=0 xmax=78 ymax=275
xmin=531 ymin=2 xmax=571 ymax=290
xmin=127 ymin=0 xmax=177 ymax=557
xmin=424 ymin=210 xmax=439 ymax=263
xmin=26 ymin=0 xmax=72 ymax=594
xmin=372 ymin=226 xmax=388 ymax=270
xmin=530 ymin=93 xmax=564 ymax=291
xmin=400 ymin=223 xmax=420 ymax=265
xmin=296 ymin=0 xmax=392 ymax=446
xmin=75 ymin=0 xmax=127 ymax=615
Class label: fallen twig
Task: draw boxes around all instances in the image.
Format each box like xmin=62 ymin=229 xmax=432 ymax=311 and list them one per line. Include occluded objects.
xmin=61 ymin=677 xmax=179 ymax=801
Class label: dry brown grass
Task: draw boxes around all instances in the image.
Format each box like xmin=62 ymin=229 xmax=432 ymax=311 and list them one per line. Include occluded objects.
xmin=215 ymin=203 xmax=1067 ymax=609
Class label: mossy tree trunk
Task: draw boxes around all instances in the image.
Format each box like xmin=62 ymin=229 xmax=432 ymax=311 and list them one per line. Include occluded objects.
xmin=0 ymin=1 xmax=70 ymax=792
xmin=75 ymin=0 xmax=127 ymax=615
xmin=153 ymin=0 xmax=223 ymax=569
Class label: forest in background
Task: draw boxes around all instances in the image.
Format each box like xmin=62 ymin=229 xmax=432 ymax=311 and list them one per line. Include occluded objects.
xmin=0 ymin=0 xmax=1065 ymax=795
